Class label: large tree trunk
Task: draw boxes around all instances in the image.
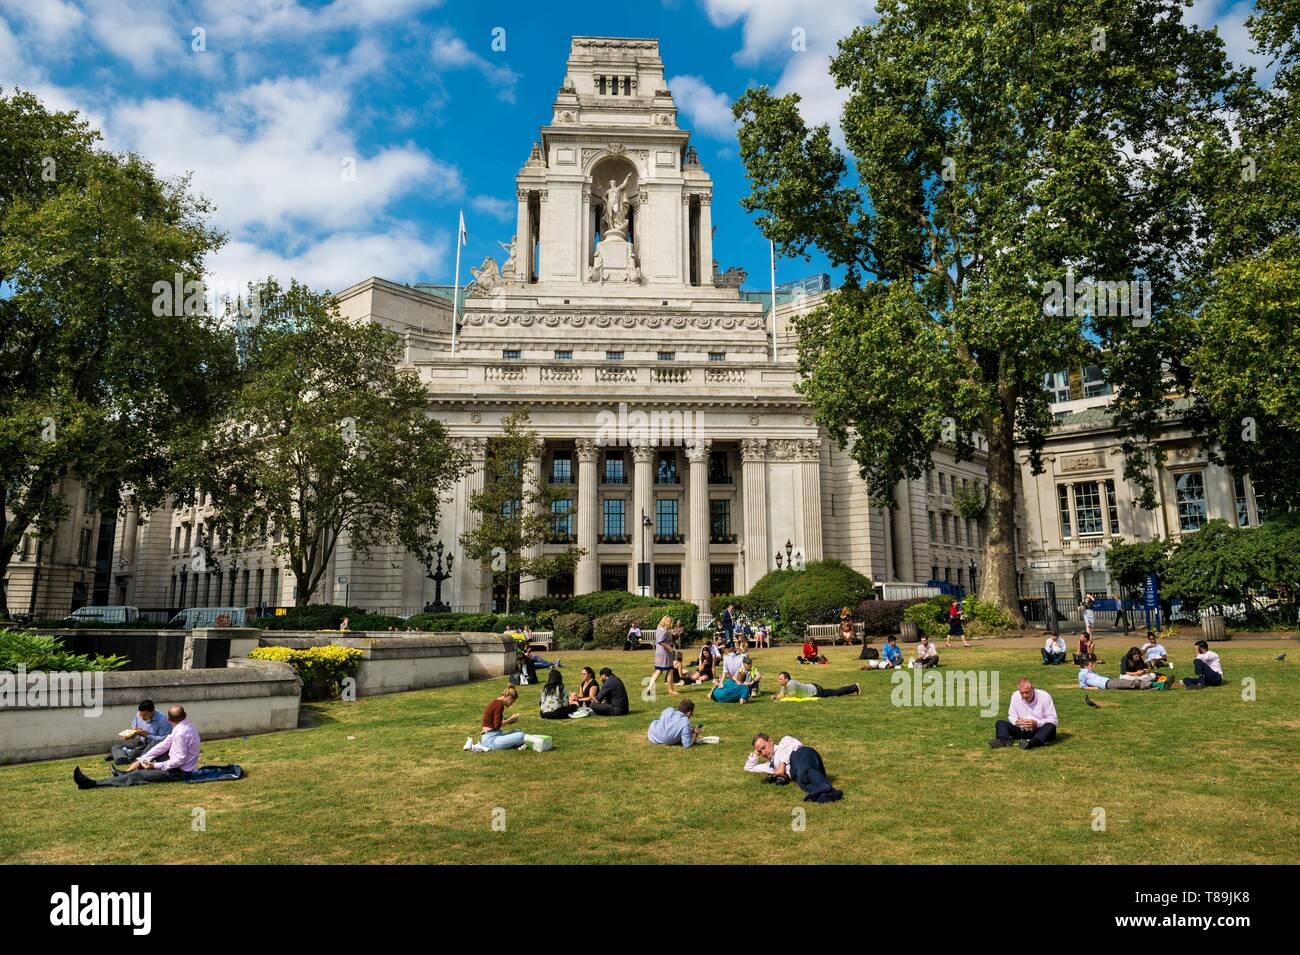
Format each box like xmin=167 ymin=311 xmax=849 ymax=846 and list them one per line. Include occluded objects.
xmin=982 ymin=393 xmax=1027 ymax=627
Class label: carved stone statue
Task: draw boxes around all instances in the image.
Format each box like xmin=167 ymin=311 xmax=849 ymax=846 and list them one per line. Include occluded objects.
xmin=713 ymin=263 xmax=747 ymax=289
xmin=588 ymin=249 xmax=605 ymax=284
xmin=497 ymin=236 xmax=518 ymax=278
xmin=624 ymin=250 xmax=641 ymax=284
xmin=596 ymin=173 xmax=635 ymax=238
xmin=467 ymin=256 xmax=501 ymax=295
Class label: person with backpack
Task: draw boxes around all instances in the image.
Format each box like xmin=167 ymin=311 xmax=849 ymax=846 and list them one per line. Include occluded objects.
xmin=539 ymin=668 xmax=577 ymax=720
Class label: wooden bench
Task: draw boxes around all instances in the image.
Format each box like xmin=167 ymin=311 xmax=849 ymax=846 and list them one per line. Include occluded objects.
xmin=805 ymin=622 xmax=864 ymax=645
xmin=513 ymin=630 xmax=554 ymax=651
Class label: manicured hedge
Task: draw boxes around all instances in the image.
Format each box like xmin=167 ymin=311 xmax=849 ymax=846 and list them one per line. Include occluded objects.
xmin=713 ymin=561 xmax=875 ymax=631
xmin=552 ymin=612 xmax=592 ymax=649
xmin=405 ymin=611 xmax=529 ymax=633
xmin=591 ymin=602 xmax=700 ymax=649
xmin=0 ymin=629 xmax=127 ymax=671
xmin=255 ymin=604 xmax=408 ymax=632
xmin=857 ymin=598 xmax=930 ymax=635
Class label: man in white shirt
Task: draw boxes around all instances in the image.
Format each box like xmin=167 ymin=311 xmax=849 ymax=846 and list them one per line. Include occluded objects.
xmin=990 ymin=678 xmax=1058 ymax=749
xmin=1192 ymin=640 xmax=1224 ymax=687
xmin=1141 ymin=632 xmax=1170 ymax=668
xmin=915 ymin=636 xmax=939 ymax=668
xmin=748 ymin=733 xmax=843 ymax=803
xmin=1041 ymin=632 xmax=1067 ymax=665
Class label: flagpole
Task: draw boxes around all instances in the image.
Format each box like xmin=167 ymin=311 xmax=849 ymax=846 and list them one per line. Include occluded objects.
xmin=451 ymin=211 xmax=463 ymax=356
xmin=769 ymin=239 xmax=778 ymax=363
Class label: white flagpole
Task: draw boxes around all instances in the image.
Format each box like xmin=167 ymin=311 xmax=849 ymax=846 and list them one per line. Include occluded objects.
xmin=769 ymin=239 xmax=778 ymax=363
xmin=452 ymin=210 xmax=466 ymax=355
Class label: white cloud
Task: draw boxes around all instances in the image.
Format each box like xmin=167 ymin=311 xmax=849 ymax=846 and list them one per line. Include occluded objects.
xmin=209 ymin=226 xmax=448 ymax=293
xmin=668 ymin=74 xmax=735 ymax=139
xmin=193 ymin=0 xmax=444 ymax=43
xmin=1188 ymin=0 xmax=1275 ymax=84
xmin=108 ymin=78 xmax=460 ymax=232
xmin=0 ymin=0 xmax=84 ymax=47
xmin=470 ymin=194 xmax=514 ymax=220
xmin=87 ymin=0 xmax=185 ymax=74
xmin=698 ymin=0 xmax=878 ymax=143
xmin=430 ymin=27 xmax=518 ymax=103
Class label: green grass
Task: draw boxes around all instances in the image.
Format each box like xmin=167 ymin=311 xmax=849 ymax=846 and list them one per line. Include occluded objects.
xmin=2 ymin=637 xmax=1297 ymax=864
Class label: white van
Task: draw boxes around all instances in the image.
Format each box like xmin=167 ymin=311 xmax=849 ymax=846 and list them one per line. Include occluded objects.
xmin=168 ymin=607 xmax=250 ymax=629
xmin=63 ymin=606 xmax=139 ymax=625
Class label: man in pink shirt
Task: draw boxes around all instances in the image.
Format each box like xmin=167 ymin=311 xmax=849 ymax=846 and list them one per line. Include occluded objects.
xmin=989 ymin=678 xmax=1058 ymax=749
xmin=75 ymin=705 xmax=201 ymax=788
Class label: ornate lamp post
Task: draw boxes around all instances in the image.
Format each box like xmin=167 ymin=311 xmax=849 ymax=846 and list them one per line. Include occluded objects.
xmin=969 ymin=558 xmax=978 ymax=596
xmin=421 ymin=540 xmax=455 ymax=613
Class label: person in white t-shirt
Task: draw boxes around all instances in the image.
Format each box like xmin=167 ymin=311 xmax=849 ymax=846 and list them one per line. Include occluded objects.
xmin=1041 ymin=632 xmax=1067 ymax=665
xmin=1192 ymin=640 xmax=1224 ymax=687
xmin=1140 ymin=631 xmax=1170 ymax=668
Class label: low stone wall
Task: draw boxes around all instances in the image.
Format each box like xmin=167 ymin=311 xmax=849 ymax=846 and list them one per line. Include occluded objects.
xmin=0 ymin=659 xmax=301 ymax=765
xmin=26 ymin=629 xmax=191 ymax=670
xmin=459 ymin=632 xmax=517 ymax=679
xmin=255 ymin=632 xmax=470 ymax=696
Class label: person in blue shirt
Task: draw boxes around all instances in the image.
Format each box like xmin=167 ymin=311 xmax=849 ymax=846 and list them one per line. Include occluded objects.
xmin=710 ymin=675 xmax=754 ymax=704
xmin=109 ymin=699 xmax=172 ymax=765
xmin=1078 ymin=660 xmax=1155 ymax=691
xmin=882 ymin=635 xmax=903 ymax=668
xmin=647 ymin=699 xmax=700 ymax=747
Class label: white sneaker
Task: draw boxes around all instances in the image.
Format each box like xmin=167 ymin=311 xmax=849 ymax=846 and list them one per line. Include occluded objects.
xmin=471 ymin=743 xmax=490 ymax=753
xmin=463 ymin=736 xmax=474 ymax=751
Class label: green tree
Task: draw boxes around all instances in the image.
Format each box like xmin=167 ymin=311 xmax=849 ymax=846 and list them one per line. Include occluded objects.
xmin=459 ymin=410 xmax=583 ymax=614
xmin=732 ymin=0 xmax=1243 ymax=624
xmin=0 ymin=90 xmax=234 ymax=618
xmin=1164 ymin=519 xmax=1253 ymax=613
xmin=1104 ymin=537 xmax=1172 ymax=590
xmin=1181 ymin=0 xmax=1300 ymax=513
xmin=176 ymin=278 xmax=466 ymax=606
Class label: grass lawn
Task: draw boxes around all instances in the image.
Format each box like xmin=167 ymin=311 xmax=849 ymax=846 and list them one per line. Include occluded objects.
xmin=2 ymin=636 xmax=1297 ymax=864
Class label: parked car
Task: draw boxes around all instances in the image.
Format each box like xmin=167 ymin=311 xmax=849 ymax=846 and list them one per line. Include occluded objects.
xmin=168 ymin=607 xmax=250 ymax=629
xmin=63 ymin=606 xmax=140 ymax=625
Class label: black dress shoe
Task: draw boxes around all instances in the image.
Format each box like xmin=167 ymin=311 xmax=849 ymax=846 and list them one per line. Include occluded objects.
xmin=73 ymin=767 xmax=97 ymax=790
xmin=989 ymin=738 xmax=1012 ymax=748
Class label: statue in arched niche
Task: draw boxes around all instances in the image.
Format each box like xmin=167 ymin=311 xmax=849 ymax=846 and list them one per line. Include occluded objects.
xmin=596 ymin=173 xmax=635 ymax=238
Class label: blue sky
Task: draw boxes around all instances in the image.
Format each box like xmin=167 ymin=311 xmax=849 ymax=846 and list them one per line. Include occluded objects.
xmin=0 ymin=0 xmax=1270 ymax=296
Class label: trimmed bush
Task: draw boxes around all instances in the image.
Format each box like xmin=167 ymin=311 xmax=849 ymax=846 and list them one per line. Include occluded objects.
xmin=405 ymin=612 xmax=528 ymax=633
xmin=256 ymin=604 xmax=355 ymax=631
xmin=248 ymin=644 xmax=363 ymax=699
xmin=857 ymin=598 xmax=930 ymax=636
xmin=552 ymin=612 xmax=591 ymax=649
xmin=962 ymin=594 xmax=1017 ymax=635
xmin=590 ymin=602 xmax=700 ymax=649
xmin=903 ymin=598 xmax=948 ymax=637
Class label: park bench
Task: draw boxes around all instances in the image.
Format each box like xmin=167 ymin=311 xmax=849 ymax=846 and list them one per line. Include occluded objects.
xmin=805 ymin=622 xmax=865 ymax=645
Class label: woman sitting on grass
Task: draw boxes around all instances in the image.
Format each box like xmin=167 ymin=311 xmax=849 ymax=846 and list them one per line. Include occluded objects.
xmin=671 ymin=650 xmax=709 ymax=685
xmin=469 ymin=685 xmax=526 ymax=751
xmin=698 ymin=643 xmax=717 ymax=682
xmin=569 ymin=666 xmax=600 ymax=708
xmin=539 ymin=669 xmax=577 ymax=720
xmin=1119 ymin=646 xmax=1149 ymax=677
xmin=798 ymin=637 xmax=828 ymax=665
xmin=1076 ymin=633 xmax=1099 ymax=664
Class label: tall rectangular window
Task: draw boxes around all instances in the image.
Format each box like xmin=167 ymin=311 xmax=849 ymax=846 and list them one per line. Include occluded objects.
xmin=655 ymin=498 xmax=679 ymax=539
xmin=1043 ymin=370 xmax=1071 ymax=402
xmin=1074 ymin=481 xmax=1104 ymax=535
xmin=1057 ymin=484 xmax=1073 ymax=539
xmin=941 ymin=512 xmax=950 ymax=544
xmin=269 ymin=568 xmax=280 ymax=606
xmin=708 ymin=450 xmax=731 ymax=483
xmin=1234 ymin=474 xmax=1250 ymax=527
xmin=551 ymin=499 xmax=573 ymax=539
xmin=928 ymin=511 xmax=937 ymax=542
xmin=1082 ymin=364 xmax=1112 ymax=398
xmin=709 ymin=499 xmax=732 ymax=541
xmin=603 ymin=451 xmax=626 ymax=484
xmin=241 ymin=569 xmax=250 ymax=605
xmin=77 ymin=528 xmax=93 ymax=566
xmin=926 ymin=471 xmax=934 ymax=492
xmin=602 ymin=498 xmax=625 ymax=539
xmin=654 ymin=563 xmax=681 ymax=599
xmin=710 ymin=563 xmax=735 ymax=596
xmin=939 ymin=472 xmax=948 ymax=495
xmin=600 ymin=563 xmax=628 ymax=591
xmin=656 ymin=451 xmax=678 ymax=484
xmin=1176 ymin=472 xmax=1208 ymax=532
xmin=1105 ymin=479 xmax=1121 ymax=535
xmin=83 ymin=488 xmax=98 ymax=514
xmin=550 ymin=451 xmax=572 ymax=484
xmin=256 ymin=568 xmax=265 ymax=606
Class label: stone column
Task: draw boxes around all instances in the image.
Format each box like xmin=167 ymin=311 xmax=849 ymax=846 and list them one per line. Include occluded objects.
xmin=460 ymin=438 xmax=489 ymax=610
xmin=681 ymin=192 xmax=692 ymax=284
xmin=575 ymin=438 xmax=600 ymax=595
xmin=631 ymin=442 xmax=655 ymax=595
xmin=741 ymin=438 xmax=769 ymax=591
xmin=515 ymin=188 xmax=531 ymax=283
xmin=686 ymin=439 xmax=712 ymax=611
xmin=120 ymin=498 xmax=140 ymax=566
xmin=520 ymin=452 xmax=547 ymax=599
xmin=798 ymin=439 xmax=824 ymax=562
xmin=698 ymin=194 xmax=713 ymax=286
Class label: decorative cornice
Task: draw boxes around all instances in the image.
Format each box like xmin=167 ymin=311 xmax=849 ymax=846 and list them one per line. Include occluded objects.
xmin=461 ymin=311 xmax=766 ymax=332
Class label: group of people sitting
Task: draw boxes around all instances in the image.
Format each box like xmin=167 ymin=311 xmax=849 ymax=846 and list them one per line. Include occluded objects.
xmin=714 ymin=605 xmax=773 ymax=651
xmin=73 ymin=700 xmax=202 ymax=789
xmin=466 ymin=666 xmax=633 ymax=752
xmin=1077 ymin=639 xmax=1225 ymax=691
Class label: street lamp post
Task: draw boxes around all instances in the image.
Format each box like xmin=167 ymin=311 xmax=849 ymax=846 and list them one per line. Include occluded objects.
xmin=420 ymin=540 xmax=455 ymax=613
xmin=969 ymin=558 xmax=978 ymax=596
xmin=640 ymin=510 xmax=653 ymax=596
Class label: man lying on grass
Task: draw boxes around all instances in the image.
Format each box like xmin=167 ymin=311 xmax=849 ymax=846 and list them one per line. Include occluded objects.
xmin=746 ymin=733 xmax=843 ymax=803
xmin=1077 ymin=659 xmax=1157 ymax=691
xmin=989 ymin=678 xmax=1058 ymax=750
xmin=773 ymin=672 xmax=860 ymax=701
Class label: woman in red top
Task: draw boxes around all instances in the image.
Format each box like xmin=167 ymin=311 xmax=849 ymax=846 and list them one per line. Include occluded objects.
xmin=799 ymin=637 xmax=827 ymax=665
xmin=946 ymin=600 xmax=972 ymax=649
xmin=473 ymin=685 xmax=527 ymax=751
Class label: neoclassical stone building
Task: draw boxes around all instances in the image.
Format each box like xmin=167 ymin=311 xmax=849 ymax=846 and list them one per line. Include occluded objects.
xmin=5 ymin=37 xmax=993 ymax=618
